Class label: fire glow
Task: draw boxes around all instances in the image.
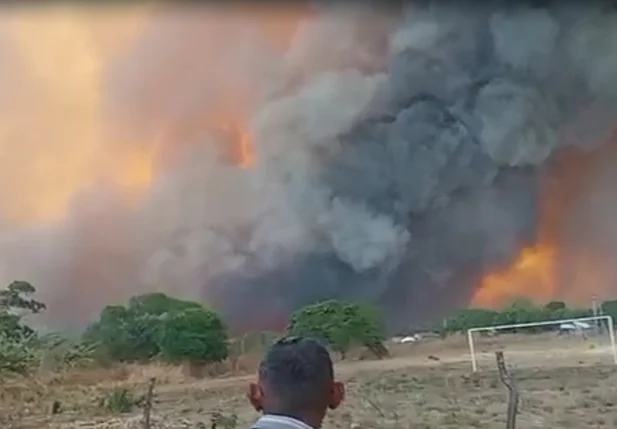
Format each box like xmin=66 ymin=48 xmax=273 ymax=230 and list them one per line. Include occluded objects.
xmin=472 ymin=135 xmax=617 ymax=308
xmin=0 ymin=5 xmax=305 ymax=225
xmin=2 ymin=4 xmax=617 ymax=329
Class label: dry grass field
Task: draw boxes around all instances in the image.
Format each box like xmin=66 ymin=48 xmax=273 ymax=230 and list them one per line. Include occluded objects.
xmin=2 ymin=333 xmax=617 ymax=429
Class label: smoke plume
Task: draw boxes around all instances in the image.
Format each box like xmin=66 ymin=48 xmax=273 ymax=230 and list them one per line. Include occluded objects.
xmin=2 ymin=3 xmax=617 ymax=332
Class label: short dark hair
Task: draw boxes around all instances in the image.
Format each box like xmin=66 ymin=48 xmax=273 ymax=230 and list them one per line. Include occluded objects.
xmin=258 ymin=336 xmax=334 ymax=412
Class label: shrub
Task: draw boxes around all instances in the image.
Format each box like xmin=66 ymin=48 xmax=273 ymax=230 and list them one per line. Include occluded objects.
xmin=0 ymin=312 xmax=33 ymax=340
xmin=103 ymin=387 xmax=135 ymax=414
xmin=158 ymin=307 xmax=228 ymax=364
xmin=0 ymin=333 xmax=38 ymax=375
xmin=53 ymin=338 xmax=98 ymax=369
xmin=0 ymin=281 xmax=46 ymax=375
xmin=288 ymin=300 xmax=387 ymax=359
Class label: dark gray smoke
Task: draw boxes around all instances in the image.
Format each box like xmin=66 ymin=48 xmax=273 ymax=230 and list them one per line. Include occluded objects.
xmin=208 ymin=2 xmax=617 ymax=330
xmin=3 ymin=3 xmax=617 ymax=332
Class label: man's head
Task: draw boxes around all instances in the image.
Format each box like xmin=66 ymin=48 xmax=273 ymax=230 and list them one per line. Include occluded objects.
xmin=248 ymin=336 xmax=344 ymax=425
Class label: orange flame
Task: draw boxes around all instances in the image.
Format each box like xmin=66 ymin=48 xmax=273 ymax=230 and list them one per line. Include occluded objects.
xmin=472 ymin=246 xmax=557 ymax=307
xmin=0 ymin=7 xmax=154 ymax=224
xmin=0 ymin=6 xmax=309 ymax=226
xmin=472 ymin=133 xmax=617 ymax=308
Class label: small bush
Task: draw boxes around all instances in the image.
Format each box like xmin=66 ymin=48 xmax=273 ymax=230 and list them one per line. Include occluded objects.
xmin=0 ymin=333 xmax=38 ymax=375
xmin=288 ymin=300 xmax=387 ymax=359
xmin=103 ymin=387 xmax=134 ymax=414
xmin=58 ymin=340 xmax=98 ymax=368
xmin=158 ymin=307 xmax=228 ymax=364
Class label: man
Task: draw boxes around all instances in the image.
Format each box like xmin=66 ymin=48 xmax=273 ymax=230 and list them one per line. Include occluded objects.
xmin=248 ymin=336 xmax=345 ymax=429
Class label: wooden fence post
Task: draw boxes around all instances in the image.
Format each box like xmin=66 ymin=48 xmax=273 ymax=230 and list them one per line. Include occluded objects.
xmin=143 ymin=377 xmax=156 ymax=429
xmin=495 ymin=351 xmax=519 ymax=429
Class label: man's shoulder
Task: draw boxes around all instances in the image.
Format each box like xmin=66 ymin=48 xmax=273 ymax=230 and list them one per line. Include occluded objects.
xmin=252 ymin=415 xmax=314 ymax=429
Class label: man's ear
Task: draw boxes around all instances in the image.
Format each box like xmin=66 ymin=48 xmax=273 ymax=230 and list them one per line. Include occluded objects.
xmin=328 ymin=381 xmax=345 ymax=410
xmin=247 ymin=382 xmax=264 ymax=412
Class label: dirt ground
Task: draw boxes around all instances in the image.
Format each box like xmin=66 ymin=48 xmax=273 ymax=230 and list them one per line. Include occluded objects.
xmin=2 ymin=333 xmax=617 ymax=429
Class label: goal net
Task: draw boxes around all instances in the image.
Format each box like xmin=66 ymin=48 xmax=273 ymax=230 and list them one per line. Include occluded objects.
xmin=467 ymin=315 xmax=617 ymax=372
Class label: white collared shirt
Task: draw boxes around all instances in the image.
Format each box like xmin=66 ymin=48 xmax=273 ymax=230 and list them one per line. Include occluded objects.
xmin=253 ymin=414 xmax=315 ymax=429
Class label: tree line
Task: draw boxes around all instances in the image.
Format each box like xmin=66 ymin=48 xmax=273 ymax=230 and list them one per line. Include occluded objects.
xmin=2 ymin=280 xmax=616 ymax=375
xmin=0 ymin=281 xmax=389 ymax=375
xmin=441 ymin=298 xmax=617 ymax=334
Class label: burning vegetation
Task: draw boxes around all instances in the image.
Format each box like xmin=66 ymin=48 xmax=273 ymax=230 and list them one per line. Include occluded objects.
xmin=0 ymin=3 xmax=617 ymax=331
xmin=474 ymin=134 xmax=617 ymax=309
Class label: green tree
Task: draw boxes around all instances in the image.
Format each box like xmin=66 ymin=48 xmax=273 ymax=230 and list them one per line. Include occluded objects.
xmin=157 ymin=307 xmax=228 ymax=364
xmin=83 ymin=305 xmax=157 ymax=362
xmin=492 ymin=298 xmax=545 ymax=329
xmin=126 ymin=292 xmax=201 ymax=316
xmin=84 ymin=293 xmax=222 ymax=363
xmin=84 ymin=293 xmax=203 ymax=362
xmin=288 ymin=300 xmax=387 ymax=359
xmin=0 ymin=281 xmax=45 ymax=340
xmin=0 ymin=281 xmax=46 ymax=314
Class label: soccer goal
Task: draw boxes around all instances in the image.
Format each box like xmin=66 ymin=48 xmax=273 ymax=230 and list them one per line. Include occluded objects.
xmin=467 ymin=315 xmax=617 ymax=372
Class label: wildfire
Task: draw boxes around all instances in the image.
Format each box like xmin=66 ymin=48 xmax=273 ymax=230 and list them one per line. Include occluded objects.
xmin=472 ymin=131 xmax=617 ymax=308
xmin=0 ymin=7 xmax=155 ymax=223
xmin=0 ymin=5 xmax=309 ymax=225
xmin=472 ymin=246 xmax=557 ymax=307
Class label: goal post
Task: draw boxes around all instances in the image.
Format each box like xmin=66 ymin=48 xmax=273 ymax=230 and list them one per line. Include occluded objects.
xmin=467 ymin=315 xmax=617 ymax=372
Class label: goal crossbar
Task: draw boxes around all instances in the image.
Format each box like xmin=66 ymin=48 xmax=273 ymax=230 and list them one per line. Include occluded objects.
xmin=466 ymin=315 xmax=617 ymax=372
